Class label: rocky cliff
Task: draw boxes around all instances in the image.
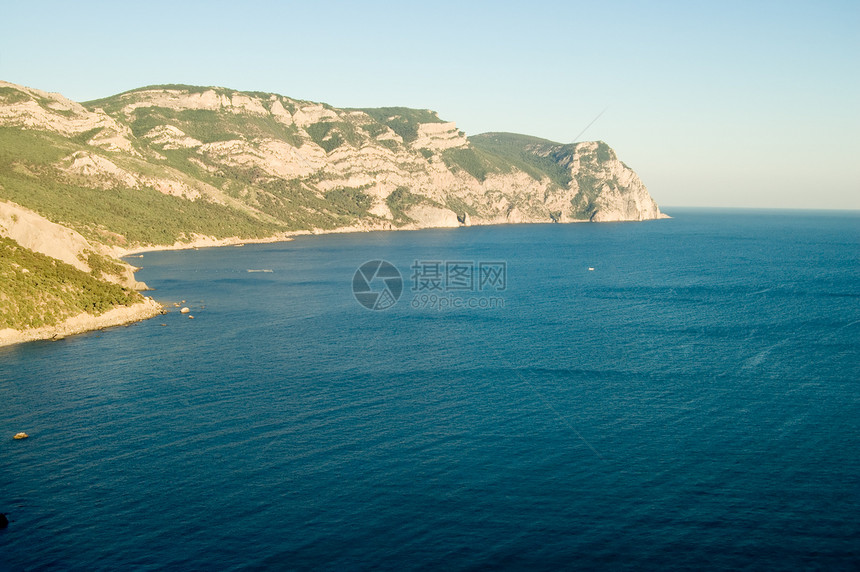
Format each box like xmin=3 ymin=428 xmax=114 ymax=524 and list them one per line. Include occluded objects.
xmin=0 ymin=80 xmax=666 ymax=341
xmin=0 ymin=81 xmax=666 ymax=251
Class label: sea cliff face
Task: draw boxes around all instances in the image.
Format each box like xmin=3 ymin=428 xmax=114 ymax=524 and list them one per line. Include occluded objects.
xmin=0 ymin=80 xmax=666 ymax=343
xmin=0 ymin=81 xmax=666 ymax=247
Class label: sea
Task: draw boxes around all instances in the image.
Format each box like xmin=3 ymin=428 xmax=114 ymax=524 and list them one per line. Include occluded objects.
xmin=1 ymin=209 xmax=858 ymax=570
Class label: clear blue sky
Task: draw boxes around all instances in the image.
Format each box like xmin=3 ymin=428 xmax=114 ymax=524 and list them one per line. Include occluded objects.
xmin=2 ymin=0 xmax=858 ymax=209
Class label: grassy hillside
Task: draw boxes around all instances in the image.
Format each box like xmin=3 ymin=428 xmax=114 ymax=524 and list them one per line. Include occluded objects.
xmin=469 ymin=132 xmax=573 ymax=187
xmin=0 ymin=236 xmax=141 ymax=329
xmin=352 ymin=107 xmax=445 ymax=143
xmin=0 ymin=127 xmax=286 ymax=245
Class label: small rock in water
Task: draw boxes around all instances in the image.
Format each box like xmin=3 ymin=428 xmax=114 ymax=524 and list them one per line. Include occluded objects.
xmin=13 ymin=432 xmax=28 ymax=440
xmin=0 ymin=513 xmax=8 ymax=528
xmin=180 ymin=307 xmax=190 ymax=314
xmin=188 ymin=315 xmax=194 ymax=319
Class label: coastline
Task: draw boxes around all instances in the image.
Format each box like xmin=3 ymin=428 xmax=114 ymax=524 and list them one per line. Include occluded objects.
xmin=0 ymin=297 xmax=164 ymax=348
xmin=2 ymin=226 xmax=413 ymax=348
xmin=111 ymin=231 xmax=306 ymax=257
xmin=110 ymin=218 xmax=463 ymax=257
xmin=3 ymin=215 xmax=672 ymax=348
xmin=113 ymin=213 xmax=672 ymax=257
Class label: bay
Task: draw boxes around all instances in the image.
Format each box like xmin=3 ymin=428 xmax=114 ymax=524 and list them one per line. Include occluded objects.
xmin=1 ymin=209 xmax=859 ymax=570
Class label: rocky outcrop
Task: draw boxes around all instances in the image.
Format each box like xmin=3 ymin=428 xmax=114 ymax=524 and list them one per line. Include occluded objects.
xmin=0 ymin=81 xmax=136 ymax=153
xmin=197 ymin=138 xmax=326 ymax=179
xmin=115 ymin=87 xmax=273 ymax=117
xmin=566 ymin=141 xmax=663 ymax=222
xmin=142 ymin=125 xmax=203 ymax=149
xmin=404 ymin=204 xmax=461 ymax=229
xmin=461 ymin=136 xmax=668 ymax=224
xmin=412 ymin=122 xmax=468 ymax=151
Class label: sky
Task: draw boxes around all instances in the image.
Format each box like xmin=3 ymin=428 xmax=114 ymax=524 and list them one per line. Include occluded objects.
xmin=1 ymin=0 xmax=858 ymax=209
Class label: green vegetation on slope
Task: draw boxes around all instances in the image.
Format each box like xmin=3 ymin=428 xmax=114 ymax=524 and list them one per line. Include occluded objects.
xmin=440 ymin=146 xmax=527 ymax=182
xmin=305 ymin=121 xmax=363 ymax=153
xmin=242 ymin=179 xmax=379 ymax=231
xmin=0 ymin=87 xmax=30 ymax=104
xmin=569 ymin=173 xmax=602 ymax=219
xmin=127 ymin=108 xmax=303 ymax=146
xmin=246 ymin=179 xmax=333 ymax=229
xmin=469 ymin=132 xmax=572 ymax=187
xmin=0 ymin=237 xmax=141 ymax=329
xmin=324 ymin=187 xmax=373 ymax=216
xmin=385 ymin=187 xmax=422 ymax=223
xmin=0 ymin=127 xmax=285 ymax=246
xmin=85 ymin=251 xmax=126 ymax=279
xmin=444 ymin=196 xmax=478 ymax=218
xmin=354 ymin=107 xmax=444 ymax=143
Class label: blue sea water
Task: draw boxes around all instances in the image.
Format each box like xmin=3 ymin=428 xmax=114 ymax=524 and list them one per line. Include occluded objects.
xmin=1 ymin=209 xmax=859 ymax=570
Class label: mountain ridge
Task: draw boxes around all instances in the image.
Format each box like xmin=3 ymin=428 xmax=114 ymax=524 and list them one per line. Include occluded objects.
xmin=0 ymin=79 xmax=667 ymax=343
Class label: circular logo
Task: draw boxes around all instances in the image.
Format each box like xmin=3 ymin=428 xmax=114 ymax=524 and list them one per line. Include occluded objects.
xmin=352 ymin=260 xmax=403 ymax=310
